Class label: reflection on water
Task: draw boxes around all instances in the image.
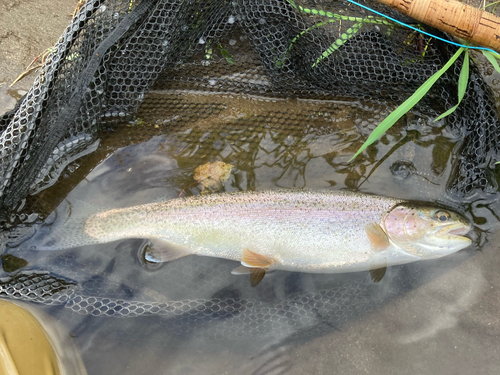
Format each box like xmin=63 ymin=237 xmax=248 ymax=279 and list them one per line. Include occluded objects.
xmin=1 ymin=92 xmax=500 ymax=374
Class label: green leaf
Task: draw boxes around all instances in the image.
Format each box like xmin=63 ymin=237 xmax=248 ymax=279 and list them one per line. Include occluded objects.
xmin=218 ymin=44 xmax=235 ymax=64
xmin=482 ymin=50 xmax=500 ymax=75
xmin=349 ymin=47 xmax=465 ymax=162
xmin=434 ymin=49 xmax=469 ymax=121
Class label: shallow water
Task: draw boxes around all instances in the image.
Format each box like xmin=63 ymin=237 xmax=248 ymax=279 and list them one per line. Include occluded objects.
xmin=2 ymin=91 xmax=500 ymax=374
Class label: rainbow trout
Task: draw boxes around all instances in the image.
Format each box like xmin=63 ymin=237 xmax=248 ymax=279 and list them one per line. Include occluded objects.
xmin=34 ymin=190 xmax=472 ymax=286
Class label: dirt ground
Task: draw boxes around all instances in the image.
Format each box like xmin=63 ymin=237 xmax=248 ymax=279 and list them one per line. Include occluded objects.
xmin=0 ymin=0 xmax=77 ymax=114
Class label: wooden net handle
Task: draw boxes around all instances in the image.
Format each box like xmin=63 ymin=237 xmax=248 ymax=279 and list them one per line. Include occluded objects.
xmin=377 ymin=0 xmax=500 ymax=52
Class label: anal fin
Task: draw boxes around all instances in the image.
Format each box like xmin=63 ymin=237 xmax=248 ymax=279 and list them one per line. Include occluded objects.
xmin=143 ymin=239 xmax=191 ymax=263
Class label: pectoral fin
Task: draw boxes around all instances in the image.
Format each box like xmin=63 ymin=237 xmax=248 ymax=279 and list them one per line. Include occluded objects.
xmin=365 ymin=223 xmax=390 ymax=251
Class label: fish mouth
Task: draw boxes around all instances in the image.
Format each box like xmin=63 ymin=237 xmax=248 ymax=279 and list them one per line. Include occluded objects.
xmin=448 ymin=225 xmax=471 ymax=236
xmin=436 ymin=222 xmax=471 ymax=239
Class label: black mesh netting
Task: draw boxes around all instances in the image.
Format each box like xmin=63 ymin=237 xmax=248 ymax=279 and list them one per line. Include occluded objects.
xmin=0 ymin=0 xmax=499 ymax=216
xmin=0 ymin=249 xmax=456 ymax=337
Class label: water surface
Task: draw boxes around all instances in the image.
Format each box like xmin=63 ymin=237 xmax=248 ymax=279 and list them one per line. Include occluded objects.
xmin=2 ymin=91 xmax=500 ymax=374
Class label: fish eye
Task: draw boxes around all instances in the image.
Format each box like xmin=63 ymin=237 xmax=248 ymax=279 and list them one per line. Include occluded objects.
xmin=434 ymin=210 xmax=451 ymax=222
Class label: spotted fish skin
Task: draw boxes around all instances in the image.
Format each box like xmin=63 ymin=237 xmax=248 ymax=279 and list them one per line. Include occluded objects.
xmin=83 ymin=190 xmax=471 ymax=274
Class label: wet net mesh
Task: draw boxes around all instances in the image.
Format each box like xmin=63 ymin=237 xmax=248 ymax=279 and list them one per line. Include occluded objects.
xmin=0 ymin=263 xmax=408 ymax=338
xmin=0 ymin=0 xmax=499 ymax=219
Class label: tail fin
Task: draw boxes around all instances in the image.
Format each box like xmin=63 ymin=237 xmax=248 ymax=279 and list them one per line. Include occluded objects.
xmin=16 ymin=199 xmax=106 ymax=251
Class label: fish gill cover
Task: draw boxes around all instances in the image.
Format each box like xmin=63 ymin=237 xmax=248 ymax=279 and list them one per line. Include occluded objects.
xmin=0 ymin=0 xmax=499 ymax=218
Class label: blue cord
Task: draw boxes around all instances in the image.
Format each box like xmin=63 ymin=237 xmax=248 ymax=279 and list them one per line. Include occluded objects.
xmin=346 ymin=0 xmax=500 ymax=55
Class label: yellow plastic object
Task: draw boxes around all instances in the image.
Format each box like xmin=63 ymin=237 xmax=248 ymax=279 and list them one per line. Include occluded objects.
xmin=0 ymin=300 xmax=60 ymax=375
xmin=0 ymin=300 xmax=86 ymax=375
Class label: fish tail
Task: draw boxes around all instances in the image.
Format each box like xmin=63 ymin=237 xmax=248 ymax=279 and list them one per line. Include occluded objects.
xmin=20 ymin=199 xmax=105 ymax=251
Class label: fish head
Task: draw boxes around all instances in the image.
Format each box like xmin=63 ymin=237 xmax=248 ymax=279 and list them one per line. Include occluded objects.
xmin=382 ymin=204 xmax=472 ymax=259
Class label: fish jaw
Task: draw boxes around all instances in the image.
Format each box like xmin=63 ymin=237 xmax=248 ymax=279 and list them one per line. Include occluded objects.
xmin=437 ymin=221 xmax=471 ymax=237
xmin=425 ymin=221 xmax=472 ymax=254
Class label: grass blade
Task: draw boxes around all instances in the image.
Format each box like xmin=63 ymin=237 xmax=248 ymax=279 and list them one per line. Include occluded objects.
xmin=482 ymin=50 xmax=500 ymax=75
xmin=434 ymin=49 xmax=469 ymax=121
xmin=349 ymin=47 xmax=465 ymax=162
